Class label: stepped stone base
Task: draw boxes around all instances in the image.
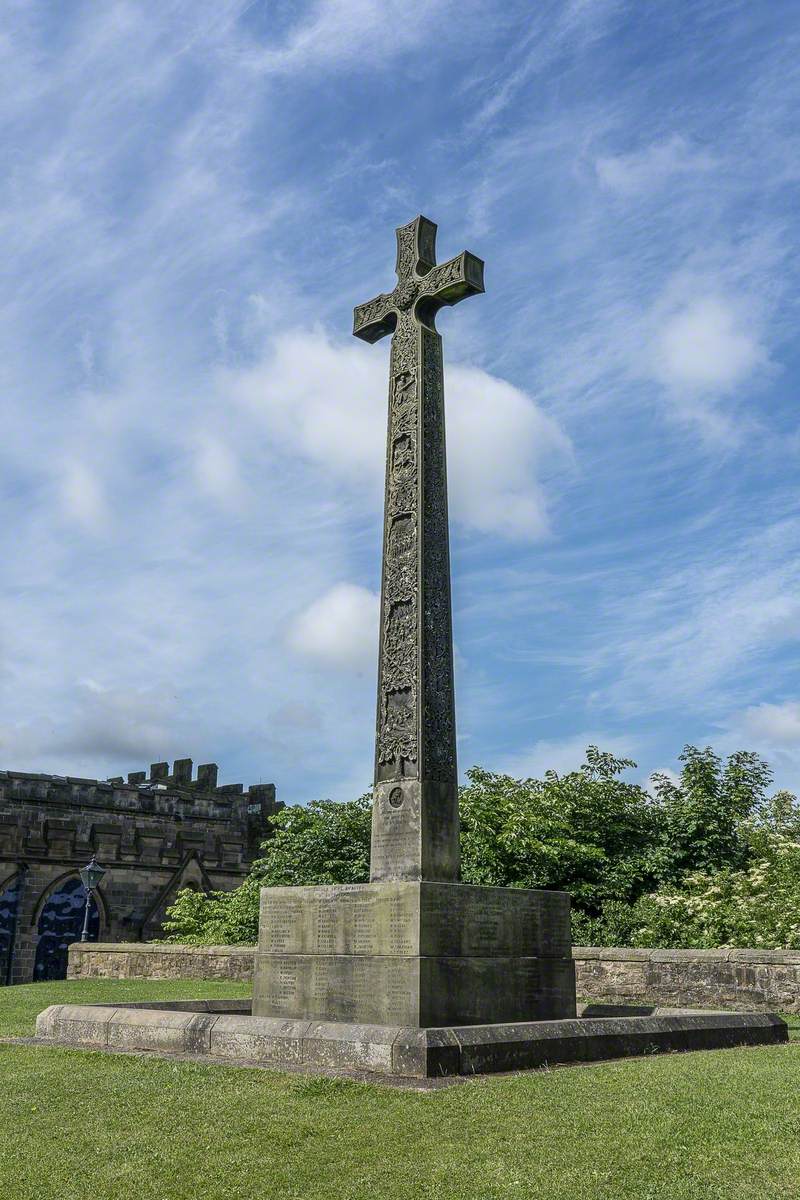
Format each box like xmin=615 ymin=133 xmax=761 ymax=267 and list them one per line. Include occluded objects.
xmin=252 ymin=881 xmax=577 ymax=1027
xmin=34 ymin=1000 xmax=788 ymax=1079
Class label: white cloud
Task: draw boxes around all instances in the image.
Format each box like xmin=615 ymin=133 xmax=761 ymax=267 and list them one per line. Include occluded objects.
xmin=288 ymin=583 xmax=379 ymax=672
xmin=734 ymin=700 xmax=800 ymax=747
xmin=447 ymin=364 xmax=571 ymax=539
xmin=712 ymin=701 xmax=800 ymax=795
xmin=60 ymin=461 xmax=109 ymax=533
xmin=501 ymin=732 xmax=638 ymax=780
xmin=596 ymin=135 xmax=715 ymax=196
xmin=193 ymin=434 xmax=243 ymax=509
xmin=224 ymin=329 xmax=385 ymax=491
xmin=223 ymin=328 xmax=570 ymax=541
xmin=651 ymin=295 xmax=765 ymax=394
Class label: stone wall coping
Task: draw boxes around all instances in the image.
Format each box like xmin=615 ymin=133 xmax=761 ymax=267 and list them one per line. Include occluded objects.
xmin=72 ymin=942 xmax=800 ymax=966
xmin=727 ymin=948 xmax=800 ymax=964
xmin=649 ymin=949 xmax=730 ymax=962
xmin=596 ymin=947 xmax=653 ymax=962
xmin=573 ymin=946 xmax=800 ymax=965
xmin=70 ymin=940 xmax=800 ymax=960
xmin=72 ymin=942 xmax=256 ymax=955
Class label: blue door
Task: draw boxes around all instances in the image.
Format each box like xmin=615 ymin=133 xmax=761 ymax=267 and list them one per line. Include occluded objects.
xmin=0 ymin=875 xmax=22 ymax=985
xmin=33 ymin=878 xmax=99 ymax=981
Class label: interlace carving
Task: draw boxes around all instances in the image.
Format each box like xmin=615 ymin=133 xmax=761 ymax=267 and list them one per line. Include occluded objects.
xmin=354 ymin=217 xmax=484 ymax=785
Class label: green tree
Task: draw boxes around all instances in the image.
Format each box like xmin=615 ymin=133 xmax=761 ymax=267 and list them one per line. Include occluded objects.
xmin=162 ymin=744 xmax=799 ymax=951
xmin=251 ymin=794 xmax=372 ymax=887
xmin=649 ymin=746 xmax=773 ymax=882
xmin=459 ymin=746 xmax=659 ymax=911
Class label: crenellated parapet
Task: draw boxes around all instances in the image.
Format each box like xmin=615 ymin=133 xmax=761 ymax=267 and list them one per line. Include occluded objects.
xmin=0 ymin=758 xmax=283 ymax=983
xmin=0 ymin=760 xmax=282 ymax=870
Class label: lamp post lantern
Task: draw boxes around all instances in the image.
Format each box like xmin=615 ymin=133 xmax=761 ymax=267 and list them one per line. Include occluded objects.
xmin=79 ymin=856 xmax=106 ymax=943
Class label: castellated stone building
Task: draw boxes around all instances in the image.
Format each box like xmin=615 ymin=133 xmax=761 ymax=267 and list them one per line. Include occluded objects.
xmin=0 ymin=757 xmax=281 ymax=984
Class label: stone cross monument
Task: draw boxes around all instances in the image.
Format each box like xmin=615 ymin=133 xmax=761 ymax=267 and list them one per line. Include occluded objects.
xmin=252 ymin=217 xmax=576 ymax=1043
xmin=353 ymin=216 xmax=484 ymax=885
xmin=33 ymin=219 xmax=790 ymax=1079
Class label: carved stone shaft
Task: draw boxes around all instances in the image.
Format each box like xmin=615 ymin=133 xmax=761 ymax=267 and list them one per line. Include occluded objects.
xmin=354 ymin=216 xmax=484 ymax=883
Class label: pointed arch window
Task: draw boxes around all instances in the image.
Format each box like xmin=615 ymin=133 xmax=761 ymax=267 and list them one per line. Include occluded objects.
xmin=33 ymin=876 xmax=100 ymax=981
xmin=0 ymin=873 xmax=23 ymax=986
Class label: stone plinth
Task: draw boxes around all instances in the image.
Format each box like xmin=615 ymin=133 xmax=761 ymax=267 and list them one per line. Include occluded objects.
xmin=35 ymin=1000 xmax=788 ymax=1079
xmin=252 ymin=881 xmax=577 ymax=1027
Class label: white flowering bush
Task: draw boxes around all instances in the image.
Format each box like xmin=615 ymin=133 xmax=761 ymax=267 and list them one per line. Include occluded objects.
xmin=578 ymin=833 xmax=800 ymax=949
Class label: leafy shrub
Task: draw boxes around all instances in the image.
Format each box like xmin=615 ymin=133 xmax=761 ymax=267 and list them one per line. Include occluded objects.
xmin=649 ymin=746 xmax=773 ymax=882
xmin=162 ymin=744 xmax=800 ymax=951
xmin=162 ymin=795 xmax=371 ymax=944
xmin=596 ymin=837 xmax=800 ymax=949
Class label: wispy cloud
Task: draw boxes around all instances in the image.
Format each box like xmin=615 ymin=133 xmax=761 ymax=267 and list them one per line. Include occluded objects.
xmin=595 ymin=135 xmax=716 ymax=196
xmin=2 ymin=1 xmax=800 ymax=802
xmin=235 ymin=0 xmax=477 ymax=75
xmin=592 ymin=517 xmax=800 ymax=718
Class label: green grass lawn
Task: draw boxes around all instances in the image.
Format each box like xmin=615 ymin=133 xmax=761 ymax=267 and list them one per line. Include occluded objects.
xmin=1 ymin=981 xmax=799 ymax=1200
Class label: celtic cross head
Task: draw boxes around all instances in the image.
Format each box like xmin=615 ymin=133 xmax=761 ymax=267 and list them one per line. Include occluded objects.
xmin=353 ymin=216 xmax=485 ymax=344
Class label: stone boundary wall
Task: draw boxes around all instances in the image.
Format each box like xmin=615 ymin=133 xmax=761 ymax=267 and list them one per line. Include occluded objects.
xmin=68 ymin=943 xmax=255 ymax=983
xmin=574 ymin=946 xmax=800 ymax=1013
xmin=68 ymin=943 xmax=800 ymax=1012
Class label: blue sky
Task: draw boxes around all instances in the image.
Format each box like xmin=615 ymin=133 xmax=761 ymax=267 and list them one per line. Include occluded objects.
xmin=3 ymin=0 xmax=800 ymax=803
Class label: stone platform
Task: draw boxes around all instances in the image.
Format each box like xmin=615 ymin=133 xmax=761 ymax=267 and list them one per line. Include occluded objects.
xmin=252 ymin=881 xmax=576 ymax=1026
xmin=34 ymin=999 xmax=788 ymax=1079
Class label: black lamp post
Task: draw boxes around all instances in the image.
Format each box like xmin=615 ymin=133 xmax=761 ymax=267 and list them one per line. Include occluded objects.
xmin=79 ymin=856 xmax=106 ymax=943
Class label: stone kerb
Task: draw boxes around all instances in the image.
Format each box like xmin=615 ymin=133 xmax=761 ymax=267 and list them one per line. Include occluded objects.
xmin=34 ymin=1001 xmax=788 ymax=1079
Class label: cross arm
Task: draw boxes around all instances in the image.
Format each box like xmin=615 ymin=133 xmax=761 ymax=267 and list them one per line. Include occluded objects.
xmin=353 ymin=292 xmax=396 ymax=343
xmin=417 ymin=251 xmax=485 ymax=323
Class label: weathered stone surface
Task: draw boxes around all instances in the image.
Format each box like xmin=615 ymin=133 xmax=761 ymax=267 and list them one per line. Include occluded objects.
xmin=253 ymin=950 xmax=575 ymax=1026
xmin=34 ymin=1005 xmax=61 ymax=1039
xmin=728 ymin=948 xmax=800 ymax=963
xmin=37 ymin=1003 xmax=118 ymax=1045
xmin=573 ymin=946 xmax=800 ymax=1012
xmin=302 ymin=1021 xmax=398 ymax=1073
xmin=211 ymin=1016 xmax=310 ymax=1063
xmin=253 ymin=879 xmax=575 ymax=1025
xmin=354 ymin=217 xmax=484 ymax=884
xmin=117 ymin=997 xmax=251 ymax=1014
xmin=453 ymin=1012 xmax=787 ymax=1075
xmin=68 ymin=942 xmax=255 ymax=982
xmin=391 ymin=1027 xmax=461 ymax=1077
xmin=258 ymin=882 xmax=571 ymax=958
xmin=35 ymin=999 xmax=788 ymax=1078
xmin=106 ymin=1008 xmax=216 ymax=1053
